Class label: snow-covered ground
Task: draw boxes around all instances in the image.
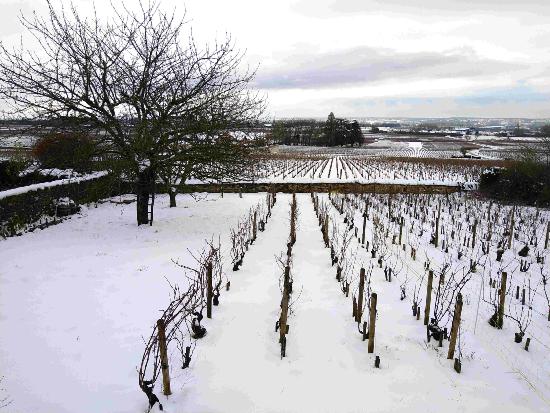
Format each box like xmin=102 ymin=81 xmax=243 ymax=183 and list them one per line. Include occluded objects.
xmin=0 ymin=193 xmax=264 ymax=412
xmin=1 ymin=193 xmax=548 ymax=412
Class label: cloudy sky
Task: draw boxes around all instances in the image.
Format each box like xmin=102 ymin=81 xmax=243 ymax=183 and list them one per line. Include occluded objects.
xmin=1 ymin=0 xmax=549 ymax=118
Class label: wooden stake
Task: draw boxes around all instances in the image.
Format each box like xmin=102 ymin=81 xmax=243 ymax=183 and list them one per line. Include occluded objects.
xmin=508 ymin=208 xmax=515 ymax=250
xmin=253 ymin=211 xmax=257 ymax=242
xmin=545 ymin=222 xmax=550 ymax=249
xmin=362 ymin=210 xmax=367 ymax=245
xmin=290 ymin=193 xmax=297 ymax=245
xmin=472 ymin=219 xmax=478 ymax=248
xmin=357 ymin=267 xmax=365 ymax=322
xmin=368 ymin=292 xmax=377 ymax=353
xmin=156 ymin=319 xmax=172 ymax=396
xmin=279 ymin=266 xmax=290 ymax=349
xmin=447 ymin=293 xmax=463 ymax=360
xmin=206 ymin=261 xmax=213 ymax=319
xmin=435 ymin=201 xmax=441 ymax=248
xmin=399 ymin=217 xmax=404 ymax=245
xmin=497 ymin=272 xmax=507 ymax=329
xmin=424 ymin=270 xmax=434 ymax=326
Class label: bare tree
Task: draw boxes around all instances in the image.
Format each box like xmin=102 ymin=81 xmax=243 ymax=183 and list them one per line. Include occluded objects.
xmin=0 ymin=1 xmax=264 ymax=224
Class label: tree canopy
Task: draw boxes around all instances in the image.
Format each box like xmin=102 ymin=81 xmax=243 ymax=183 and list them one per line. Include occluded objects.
xmin=0 ymin=1 xmax=265 ymax=224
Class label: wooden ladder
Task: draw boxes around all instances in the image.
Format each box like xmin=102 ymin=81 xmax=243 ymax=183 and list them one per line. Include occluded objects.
xmin=147 ymin=183 xmax=155 ymax=226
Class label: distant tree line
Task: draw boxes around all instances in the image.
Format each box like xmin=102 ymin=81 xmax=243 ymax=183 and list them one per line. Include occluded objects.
xmin=270 ymin=112 xmax=363 ymax=147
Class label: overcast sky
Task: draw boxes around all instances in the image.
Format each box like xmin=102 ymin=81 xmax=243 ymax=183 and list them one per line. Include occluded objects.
xmin=1 ymin=0 xmax=549 ymax=118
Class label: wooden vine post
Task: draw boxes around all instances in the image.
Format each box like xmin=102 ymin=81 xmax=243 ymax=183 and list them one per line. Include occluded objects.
xmin=508 ymin=208 xmax=515 ymax=250
xmin=323 ymin=215 xmax=329 ymax=246
xmin=398 ymin=216 xmax=404 ymax=245
xmin=279 ymin=266 xmax=291 ymax=356
xmin=497 ymin=272 xmax=508 ymax=328
xmin=156 ymin=318 xmax=172 ymax=396
xmin=253 ymin=211 xmax=257 ymax=242
xmin=424 ymin=270 xmax=434 ymax=326
xmin=362 ymin=208 xmax=367 ymax=245
xmin=435 ymin=200 xmax=441 ymax=248
xmin=357 ymin=267 xmax=366 ymax=322
xmin=472 ymin=219 xmax=478 ymax=248
xmin=206 ymin=261 xmax=213 ymax=319
xmin=290 ymin=193 xmax=297 ymax=245
xmin=447 ymin=293 xmax=463 ymax=360
xmin=545 ymin=221 xmax=550 ymax=249
xmin=368 ymin=292 xmax=377 ymax=353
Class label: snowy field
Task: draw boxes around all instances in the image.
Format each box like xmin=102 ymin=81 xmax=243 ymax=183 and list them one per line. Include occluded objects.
xmin=1 ymin=193 xmax=549 ymax=413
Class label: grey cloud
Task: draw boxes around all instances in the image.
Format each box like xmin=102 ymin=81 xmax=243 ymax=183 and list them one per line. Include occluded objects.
xmin=275 ymin=92 xmax=550 ymax=118
xmin=254 ymin=46 xmax=524 ymax=90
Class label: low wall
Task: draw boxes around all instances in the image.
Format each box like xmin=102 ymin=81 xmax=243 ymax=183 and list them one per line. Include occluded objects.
xmin=179 ymin=182 xmax=460 ymax=194
xmin=1 ymin=179 xmax=460 ymax=238
xmin=0 ymin=175 xmax=126 ymax=237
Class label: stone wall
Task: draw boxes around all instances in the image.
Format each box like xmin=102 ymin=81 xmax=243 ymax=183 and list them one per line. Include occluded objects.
xmin=0 ymin=175 xmax=126 ymax=237
xmin=179 ymin=182 xmax=461 ymax=195
xmin=1 ymin=179 xmax=460 ymax=238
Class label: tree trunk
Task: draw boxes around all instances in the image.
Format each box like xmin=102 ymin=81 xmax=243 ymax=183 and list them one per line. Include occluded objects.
xmin=169 ymin=189 xmax=177 ymax=208
xmin=136 ymin=168 xmax=154 ymax=225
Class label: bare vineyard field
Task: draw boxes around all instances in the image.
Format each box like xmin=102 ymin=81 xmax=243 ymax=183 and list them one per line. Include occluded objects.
xmin=245 ymin=154 xmax=499 ymax=187
xmin=1 ymin=191 xmax=548 ymax=413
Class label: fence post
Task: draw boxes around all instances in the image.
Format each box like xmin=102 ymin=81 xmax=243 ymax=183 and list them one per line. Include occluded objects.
xmin=368 ymin=293 xmax=377 ymax=353
xmin=279 ymin=266 xmax=290 ymax=356
xmin=399 ymin=217 xmax=404 ymax=245
xmin=156 ymin=319 xmax=172 ymax=396
xmin=508 ymin=209 xmax=514 ymax=250
xmin=435 ymin=201 xmax=441 ymax=248
xmin=447 ymin=293 xmax=463 ymax=360
xmin=362 ymin=209 xmax=367 ymax=245
xmin=497 ymin=272 xmax=507 ymax=328
xmin=253 ymin=211 xmax=257 ymax=242
xmin=424 ymin=270 xmax=434 ymax=326
xmin=472 ymin=219 xmax=478 ymax=248
xmin=357 ymin=268 xmax=365 ymax=322
xmin=207 ymin=261 xmax=213 ymax=319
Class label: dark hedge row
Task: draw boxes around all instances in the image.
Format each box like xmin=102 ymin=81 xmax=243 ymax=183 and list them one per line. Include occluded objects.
xmin=479 ymin=162 xmax=550 ymax=206
xmin=0 ymin=175 xmax=128 ymax=238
